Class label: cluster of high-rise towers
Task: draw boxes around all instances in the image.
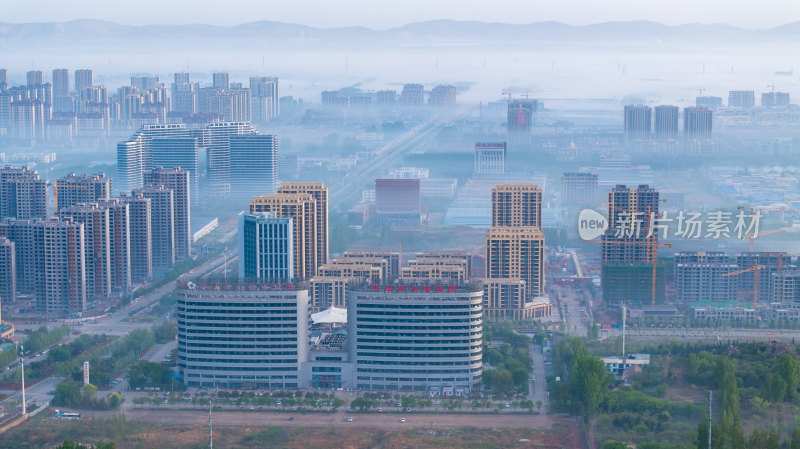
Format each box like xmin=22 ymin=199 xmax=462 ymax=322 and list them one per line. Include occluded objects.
xmin=0 ymin=166 xmax=190 ymax=316
xmin=238 ymin=182 xmax=551 ymax=321
xmin=117 ymin=122 xmax=278 ymax=201
xmin=0 ymin=68 xmax=279 ymax=148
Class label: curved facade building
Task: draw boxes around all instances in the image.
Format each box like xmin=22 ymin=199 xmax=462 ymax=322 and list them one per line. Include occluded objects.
xmin=177 ymin=278 xmax=308 ymax=389
xmin=347 ymin=282 xmax=483 ymax=395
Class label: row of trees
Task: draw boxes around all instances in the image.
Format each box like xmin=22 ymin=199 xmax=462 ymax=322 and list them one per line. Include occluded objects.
xmin=53 ymin=381 xmax=124 ymax=410
xmin=686 ymin=349 xmax=800 ymax=403
xmin=623 ymin=317 xmax=800 ymax=330
xmin=763 ymin=354 xmax=800 ymax=402
xmin=152 ymin=321 xmax=177 ymax=344
xmin=0 ymin=344 xmax=17 ymax=368
xmin=23 ymin=325 xmax=70 ymax=355
xmin=691 ymin=346 xmax=800 ymax=449
xmin=578 ymin=337 xmax=800 ymax=447
xmin=55 ymin=442 xmax=115 ymax=449
xmin=483 ymin=321 xmax=533 ymax=349
xmin=51 ymin=329 xmax=155 ymax=389
xmin=607 ymin=428 xmax=800 ymax=449
xmin=482 ymin=322 xmax=534 ymax=395
xmin=126 ymin=360 xmax=175 ymax=391
xmin=549 ymin=337 xmax=614 ymax=417
xmin=133 ymin=391 xmax=347 ymax=409
xmin=3 ymin=334 xmax=111 ymax=384
xmin=697 ymin=424 xmax=800 ymax=449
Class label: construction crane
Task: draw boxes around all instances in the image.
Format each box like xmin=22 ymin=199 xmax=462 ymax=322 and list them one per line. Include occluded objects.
xmin=501 ymin=91 xmax=530 ymax=101
xmin=595 ymin=239 xmax=672 ymax=306
xmin=589 ymin=204 xmax=672 ymax=305
xmin=722 ymin=259 xmax=765 ymax=309
xmin=49 ymin=183 xmax=88 ymax=213
xmin=742 ymin=226 xmax=794 ymax=252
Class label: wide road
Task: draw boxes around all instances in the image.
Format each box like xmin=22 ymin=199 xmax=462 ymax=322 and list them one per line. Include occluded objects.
xmin=87 ymin=408 xmax=572 ymax=431
xmin=603 ymin=327 xmax=800 ymax=341
xmin=77 ymin=252 xmax=229 ymax=337
xmin=327 ymin=119 xmax=448 ymax=208
xmin=528 ymin=342 xmax=549 ymax=411
xmin=0 ymin=375 xmax=59 ymax=412
xmin=1 ymin=253 xmax=230 ymax=414
xmin=550 ymin=285 xmax=588 ymax=337
xmin=145 ymin=341 xmax=177 ymax=364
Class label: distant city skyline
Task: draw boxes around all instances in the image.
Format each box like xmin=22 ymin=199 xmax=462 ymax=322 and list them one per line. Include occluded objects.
xmin=3 ymin=0 xmax=798 ymax=30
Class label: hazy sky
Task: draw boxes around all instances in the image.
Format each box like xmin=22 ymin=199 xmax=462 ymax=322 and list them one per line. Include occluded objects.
xmin=2 ymin=0 xmax=798 ymax=29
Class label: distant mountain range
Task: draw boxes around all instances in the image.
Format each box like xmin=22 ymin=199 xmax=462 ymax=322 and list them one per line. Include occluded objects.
xmin=1 ymin=19 xmax=798 ymax=50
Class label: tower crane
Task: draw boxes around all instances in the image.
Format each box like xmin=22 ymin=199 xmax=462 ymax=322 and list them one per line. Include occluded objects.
xmin=49 ymin=183 xmax=88 ymax=213
xmin=595 ymin=239 xmax=672 ymax=306
xmin=722 ymin=259 xmax=766 ymax=309
xmin=742 ymin=226 xmax=794 ymax=252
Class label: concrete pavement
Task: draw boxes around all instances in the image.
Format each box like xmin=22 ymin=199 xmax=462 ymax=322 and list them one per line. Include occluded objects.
xmin=76 ymin=252 xmax=228 ymax=337
xmin=88 ymin=407 xmax=565 ymax=430
xmin=528 ymin=342 xmax=548 ymax=411
xmin=145 ymin=341 xmax=177 ymax=363
xmin=0 ymin=374 xmax=59 ymax=411
xmin=2 ymin=252 xmax=229 ymax=416
xmin=603 ymin=327 xmax=800 ymax=341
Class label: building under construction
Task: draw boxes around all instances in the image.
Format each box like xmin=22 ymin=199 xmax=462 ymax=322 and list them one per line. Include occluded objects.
xmin=602 ymin=263 xmax=666 ymax=306
xmin=600 ymin=184 xmax=665 ymax=307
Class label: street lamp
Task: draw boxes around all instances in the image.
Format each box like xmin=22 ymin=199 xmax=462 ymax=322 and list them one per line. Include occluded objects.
xmin=17 ymin=343 xmax=26 ymax=415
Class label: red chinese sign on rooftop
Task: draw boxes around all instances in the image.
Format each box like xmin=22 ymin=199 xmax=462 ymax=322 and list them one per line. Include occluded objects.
xmin=370 ymin=285 xmax=458 ymax=293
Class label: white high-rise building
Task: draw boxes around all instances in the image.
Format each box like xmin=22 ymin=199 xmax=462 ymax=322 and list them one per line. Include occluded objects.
xmin=250 ymin=76 xmax=279 ymax=123
xmin=230 ymin=134 xmax=278 ymax=198
xmin=177 ymin=278 xmax=309 ymax=389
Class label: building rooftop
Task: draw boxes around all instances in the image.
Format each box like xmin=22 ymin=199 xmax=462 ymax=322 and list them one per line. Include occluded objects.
xmin=178 ymin=276 xmax=309 ymax=291
xmin=349 ymin=279 xmax=483 ymax=293
xmin=311 ymin=307 xmax=347 ymax=324
xmin=601 ymin=353 xmax=651 ymax=365
xmin=690 ymin=300 xmax=752 ymax=310
xmin=310 ymin=331 xmax=347 ymax=352
xmin=529 ymin=296 xmax=551 ymax=306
